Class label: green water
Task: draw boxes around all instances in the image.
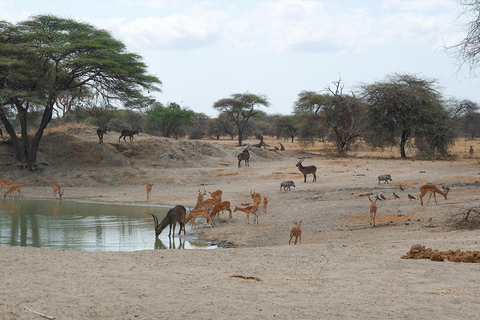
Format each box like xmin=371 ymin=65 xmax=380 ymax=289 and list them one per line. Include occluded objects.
xmin=0 ymin=198 xmax=217 ymax=251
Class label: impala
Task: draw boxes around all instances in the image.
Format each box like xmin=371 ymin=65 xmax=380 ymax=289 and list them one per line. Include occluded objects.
xmin=52 ymin=182 xmax=63 ymax=199
xmin=4 ymin=185 xmax=22 ymax=198
xmin=185 ymin=208 xmax=214 ymax=228
xmin=368 ymin=195 xmax=378 ymax=226
xmin=289 ymin=221 xmax=302 ymax=245
xmin=233 ymin=205 xmax=259 ymax=224
xmin=194 ymin=197 xmax=221 ymax=210
xmin=146 ymin=182 xmax=153 ymax=200
xmin=210 ymin=201 xmax=233 ymax=221
xmin=0 ymin=179 xmax=14 ymax=192
xmin=419 ymin=184 xmax=450 ymax=206
xmin=209 ymin=189 xmax=223 ymax=201
xmin=262 ymin=196 xmax=268 ymax=214
xmin=197 ymin=188 xmax=207 ymax=202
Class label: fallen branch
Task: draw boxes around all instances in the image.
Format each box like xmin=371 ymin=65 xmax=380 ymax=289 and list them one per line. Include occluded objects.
xmin=230 ymin=274 xmax=262 ymax=281
xmin=25 ymin=306 xmax=55 ymax=320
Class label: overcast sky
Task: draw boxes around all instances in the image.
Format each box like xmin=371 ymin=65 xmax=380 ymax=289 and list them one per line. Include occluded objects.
xmin=0 ymin=0 xmax=477 ymax=117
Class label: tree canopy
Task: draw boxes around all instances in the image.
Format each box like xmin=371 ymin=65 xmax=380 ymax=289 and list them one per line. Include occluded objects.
xmin=361 ymin=73 xmax=455 ymax=158
xmin=213 ymin=92 xmax=269 ymax=146
xmin=0 ymin=15 xmax=161 ymax=169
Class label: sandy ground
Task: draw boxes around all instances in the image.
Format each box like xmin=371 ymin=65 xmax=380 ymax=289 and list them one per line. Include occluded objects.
xmin=1 ymin=128 xmax=480 ymax=319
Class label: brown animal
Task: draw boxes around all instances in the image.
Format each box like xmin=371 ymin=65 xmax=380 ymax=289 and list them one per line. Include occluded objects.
xmin=146 ymin=182 xmax=153 ymax=200
xmin=289 ymin=221 xmax=302 ymax=245
xmin=185 ymin=208 xmax=214 ymax=228
xmin=262 ymin=196 xmax=268 ymax=214
xmin=368 ymin=195 xmax=378 ymax=226
xmin=209 ymin=189 xmax=223 ymax=201
xmin=52 ymin=183 xmax=63 ymax=199
xmin=0 ymin=179 xmax=14 ymax=192
xmin=210 ymin=201 xmax=233 ymax=221
xmin=197 ymin=188 xmax=207 ymax=202
xmin=4 ymin=185 xmax=22 ymax=198
xmin=194 ymin=197 xmax=221 ymax=210
xmin=233 ymin=205 xmax=259 ymax=224
xmin=237 ymin=147 xmax=250 ymax=168
xmin=150 ymin=205 xmax=187 ymax=237
xmin=296 ymin=158 xmax=317 ymax=182
xmin=118 ymin=129 xmax=139 ymax=142
xmin=96 ymin=127 xmax=109 ymax=144
xmin=419 ymin=184 xmax=450 ymax=206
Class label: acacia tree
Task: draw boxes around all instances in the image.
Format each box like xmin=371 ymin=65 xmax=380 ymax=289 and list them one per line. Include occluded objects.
xmin=213 ymin=92 xmax=269 ymax=146
xmin=0 ymin=15 xmax=161 ymax=169
xmin=361 ymin=74 xmax=455 ymax=158
xmin=294 ymin=80 xmax=365 ymax=154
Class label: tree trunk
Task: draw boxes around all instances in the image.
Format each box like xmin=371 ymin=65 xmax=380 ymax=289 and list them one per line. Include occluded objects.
xmin=0 ymin=105 xmax=25 ymax=162
xmin=28 ymin=99 xmax=54 ymax=169
xmin=400 ymin=129 xmax=409 ymax=159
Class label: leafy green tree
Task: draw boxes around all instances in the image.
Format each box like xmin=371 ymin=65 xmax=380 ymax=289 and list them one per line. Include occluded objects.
xmin=0 ymin=15 xmax=161 ymax=169
xmin=294 ymin=80 xmax=366 ymax=154
xmin=145 ymin=102 xmax=193 ymax=138
xmin=362 ymin=74 xmax=455 ymax=158
xmin=274 ymin=115 xmax=298 ymax=142
xmin=213 ymin=92 xmax=269 ymax=146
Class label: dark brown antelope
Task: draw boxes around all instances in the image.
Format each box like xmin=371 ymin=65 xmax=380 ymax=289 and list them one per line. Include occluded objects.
xmin=119 ymin=129 xmax=139 ymax=142
xmin=150 ymin=205 xmax=187 ymax=237
xmin=96 ymin=127 xmax=109 ymax=144
xmin=419 ymin=184 xmax=450 ymax=206
xmin=296 ymin=158 xmax=317 ymax=182
xmin=237 ymin=147 xmax=250 ymax=168
xmin=289 ymin=221 xmax=302 ymax=245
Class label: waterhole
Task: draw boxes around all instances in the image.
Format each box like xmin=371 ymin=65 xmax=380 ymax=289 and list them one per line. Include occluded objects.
xmin=0 ymin=198 xmax=219 ymax=251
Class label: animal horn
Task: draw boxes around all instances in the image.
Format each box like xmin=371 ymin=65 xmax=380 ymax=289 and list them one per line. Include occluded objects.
xmin=150 ymin=213 xmax=159 ymax=228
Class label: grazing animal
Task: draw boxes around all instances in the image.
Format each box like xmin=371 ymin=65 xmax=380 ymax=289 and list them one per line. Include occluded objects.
xmin=393 ymin=192 xmax=400 ymax=199
xmin=289 ymin=221 xmax=302 ymax=245
xmin=419 ymin=184 xmax=450 ymax=206
xmin=368 ymin=195 xmax=378 ymax=226
xmin=146 ymin=182 xmax=153 ymax=200
xmin=280 ymin=181 xmax=296 ymax=191
xmin=262 ymin=196 xmax=268 ymax=214
xmin=237 ymin=147 xmax=250 ymax=168
xmin=119 ymin=129 xmax=139 ymax=142
xmin=150 ymin=205 xmax=187 ymax=237
xmin=185 ymin=208 xmax=214 ymax=228
xmin=4 ymin=185 xmax=22 ymax=198
xmin=96 ymin=127 xmax=109 ymax=144
xmin=52 ymin=182 xmax=63 ymax=199
xmin=378 ymin=174 xmax=392 ymax=184
xmin=210 ymin=201 xmax=233 ymax=221
xmin=296 ymin=158 xmax=317 ymax=182
xmin=408 ymin=194 xmax=416 ymax=200
xmin=0 ymin=179 xmax=14 ymax=192
xmin=233 ymin=205 xmax=259 ymax=224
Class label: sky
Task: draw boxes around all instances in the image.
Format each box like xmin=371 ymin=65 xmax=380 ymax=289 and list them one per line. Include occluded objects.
xmin=0 ymin=0 xmax=478 ymax=117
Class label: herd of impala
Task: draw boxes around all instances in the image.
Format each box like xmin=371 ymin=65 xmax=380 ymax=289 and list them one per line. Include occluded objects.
xmin=0 ymin=157 xmax=451 ymax=245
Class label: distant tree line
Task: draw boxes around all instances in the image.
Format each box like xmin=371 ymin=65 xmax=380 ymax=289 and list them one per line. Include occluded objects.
xmin=2 ymin=13 xmax=480 ymax=170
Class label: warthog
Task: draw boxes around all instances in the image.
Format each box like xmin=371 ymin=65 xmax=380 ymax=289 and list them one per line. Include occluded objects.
xmin=280 ymin=181 xmax=296 ymax=191
xmin=377 ymin=174 xmax=392 ymax=184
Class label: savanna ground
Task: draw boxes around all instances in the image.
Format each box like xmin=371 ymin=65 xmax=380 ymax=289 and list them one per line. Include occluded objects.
xmin=1 ymin=124 xmax=480 ymax=319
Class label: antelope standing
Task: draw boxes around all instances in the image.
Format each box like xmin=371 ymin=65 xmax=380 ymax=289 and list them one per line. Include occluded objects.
xmin=296 ymin=158 xmax=317 ymax=182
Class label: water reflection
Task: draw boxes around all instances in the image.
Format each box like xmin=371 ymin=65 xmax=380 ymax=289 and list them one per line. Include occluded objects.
xmin=0 ymin=198 xmax=217 ymax=251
